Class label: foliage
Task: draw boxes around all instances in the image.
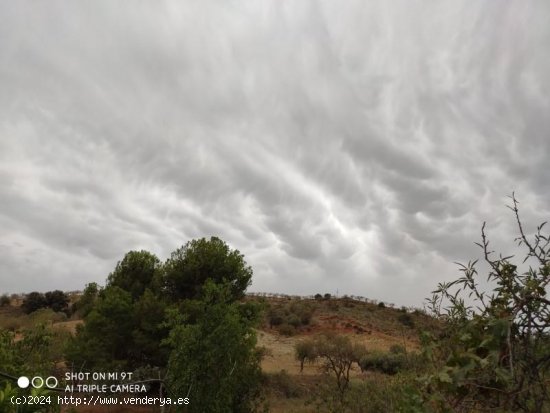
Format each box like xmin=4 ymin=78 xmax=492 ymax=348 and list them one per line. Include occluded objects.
xmin=107 ymin=250 xmax=161 ymax=299
xmin=0 ymin=295 xmax=10 ymax=307
xmin=294 ymin=339 xmax=318 ymax=372
xmin=359 ymin=352 xmax=406 ymax=375
xmin=21 ymin=292 xmax=47 ymax=314
xmin=345 ymin=376 xmax=425 ymax=413
xmin=66 ymin=286 xmax=135 ymax=370
xmin=265 ymin=370 xmax=302 ymax=398
xmin=267 ymin=301 xmax=315 ymax=330
xmin=422 ymin=194 xmax=550 ymax=412
xmin=398 ymin=313 xmax=415 ymax=328
xmin=0 ymin=324 xmax=67 ymax=412
xmin=278 ymin=324 xmax=297 ymax=336
xmin=132 ymin=288 xmax=170 ymax=366
xmin=44 ymin=290 xmax=69 ymax=313
xmin=378 ymin=302 xmax=386 ymax=308
xmin=162 ymin=237 xmax=252 ymax=302
xmin=166 ymin=281 xmax=264 ymax=413
xmin=313 ymin=333 xmax=367 ymax=404
xmin=72 ymin=282 xmax=100 ymax=318
xmin=22 ymin=291 xmax=70 ymax=315
xmin=389 ymin=344 xmax=407 ymax=355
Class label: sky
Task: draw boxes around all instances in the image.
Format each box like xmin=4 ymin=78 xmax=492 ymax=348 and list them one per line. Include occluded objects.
xmin=0 ymin=1 xmax=549 ymax=307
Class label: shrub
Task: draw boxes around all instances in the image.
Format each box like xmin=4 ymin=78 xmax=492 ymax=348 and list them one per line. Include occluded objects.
xmin=389 ymin=344 xmax=406 ymax=355
xmin=266 ymin=370 xmax=301 ymax=398
xmin=267 ymin=308 xmax=284 ymax=328
xmin=314 ymin=293 xmax=323 ymax=300
xmin=324 ymin=293 xmax=331 ymax=300
xmin=287 ymin=314 xmax=301 ymax=328
xmin=21 ymin=292 xmax=47 ymax=314
xmin=0 ymin=295 xmax=10 ymax=307
xmin=44 ymin=290 xmax=69 ymax=313
xmin=397 ymin=313 xmax=414 ymax=328
xmin=278 ymin=323 xmax=296 ymax=336
xmin=422 ymin=194 xmax=550 ymax=411
xmin=377 ymin=302 xmax=385 ymax=308
xmin=346 ymin=377 xmax=423 ymax=413
xmin=359 ymin=352 xmax=405 ymax=375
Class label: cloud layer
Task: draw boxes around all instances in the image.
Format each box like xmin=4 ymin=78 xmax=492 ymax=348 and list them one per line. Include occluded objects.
xmin=1 ymin=1 xmax=549 ymax=306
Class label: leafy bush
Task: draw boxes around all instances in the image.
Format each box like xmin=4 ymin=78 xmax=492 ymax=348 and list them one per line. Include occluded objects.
xmin=0 ymin=295 xmax=10 ymax=307
xmin=422 ymin=194 xmax=550 ymax=411
xmin=44 ymin=290 xmax=69 ymax=313
xmin=278 ymin=323 xmax=296 ymax=336
xmin=389 ymin=344 xmax=406 ymax=355
xmin=265 ymin=370 xmax=302 ymax=398
xmin=345 ymin=376 xmax=423 ymax=413
xmin=359 ymin=352 xmax=405 ymax=375
xmin=397 ymin=313 xmax=414 ymax=328
xmin=267 ymin=308 xmax=284 ymax=328
xmin=21 ymin=292 xmax=47 ymax=314
xmin=377 ymin=302 xmax=385 ymax=308
xmin=287 ymin=314 xmax=301 ymax=328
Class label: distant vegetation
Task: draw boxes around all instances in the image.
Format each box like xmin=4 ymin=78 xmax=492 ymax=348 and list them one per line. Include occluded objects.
xmin=0 ymin=194 xmax=548 ymax=412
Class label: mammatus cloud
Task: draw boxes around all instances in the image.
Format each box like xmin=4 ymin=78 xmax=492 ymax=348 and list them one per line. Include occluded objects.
xmin=1 ymin=1 xmax=549 ymax=306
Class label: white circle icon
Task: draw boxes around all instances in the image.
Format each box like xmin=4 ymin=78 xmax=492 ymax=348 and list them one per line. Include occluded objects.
xmin=17 ymin=376 xmax=30 ymax=388
xmin=31 ymin=376 xmax=44 ymax=389
xmin=45 ymin=376 xmax=59 ymax=389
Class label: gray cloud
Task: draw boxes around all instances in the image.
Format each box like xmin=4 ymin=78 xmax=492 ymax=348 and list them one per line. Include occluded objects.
xmin=1 ymin=1 xmax=549 ymax=306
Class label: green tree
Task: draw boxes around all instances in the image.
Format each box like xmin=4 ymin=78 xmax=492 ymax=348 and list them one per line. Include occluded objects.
xmin=132 ymin=288 xmax=169 ymax=367
xmin=314 ymin=333 xmax=366 ymax=404
xmin=107 ymin=250 xmax=161 ymax=299
xmin=162 ymin=237 xmax=252 ymax=302
xmin=21 ymin=292 xmax=47 ymax=314
xmin=66 ymin=286 xmax=135 ymax=370
xmin=166 ymin=281 xmax=263 ymax=413
xmin=44 ymin=290 xmax=69 ymax=313
xmin=294 ymin=339 xmax=317 ymax=372
xmin=73 ymin=282 xmax=100 ymax=317
xmin=0 ymin=294 xmax=10 ymax=306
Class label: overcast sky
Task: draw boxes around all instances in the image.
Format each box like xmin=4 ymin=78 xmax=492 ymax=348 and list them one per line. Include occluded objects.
xmin=1 ymin=1 xmax=549 ymax=306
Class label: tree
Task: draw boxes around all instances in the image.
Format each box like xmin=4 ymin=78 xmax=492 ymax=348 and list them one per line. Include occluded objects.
xmin=44 ymin=290 xmax=69 ymax=313
xmin=166 ymin=281 xmax=264 ymax=413
xmin=107 ymin=250 xmax=161 ymax=299
xmin=294 ymin=339 xmax=317 ymax=373
xmin=73 ymin=282 xmax=100 ymax=317
xmin=66 ymin=286 xmax=135 ymax=370
xmin=423 ymin=194 xmax=550 ymax=412
xmin=314 ymin=333 xmax=366 ymax=404
xmin=21 ymin=292 xmax=47 ymax=314
xmin=162 ymin=237 xmax=252 ymax=302
xmin=132 ymin=288 xmax=170 ymax=367
xmin=0 ymin=295 xmax=10 ymax=307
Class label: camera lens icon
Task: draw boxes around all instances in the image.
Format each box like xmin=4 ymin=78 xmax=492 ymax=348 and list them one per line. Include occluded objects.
xmin=17 ymin=376 xmax=58 ymax=389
